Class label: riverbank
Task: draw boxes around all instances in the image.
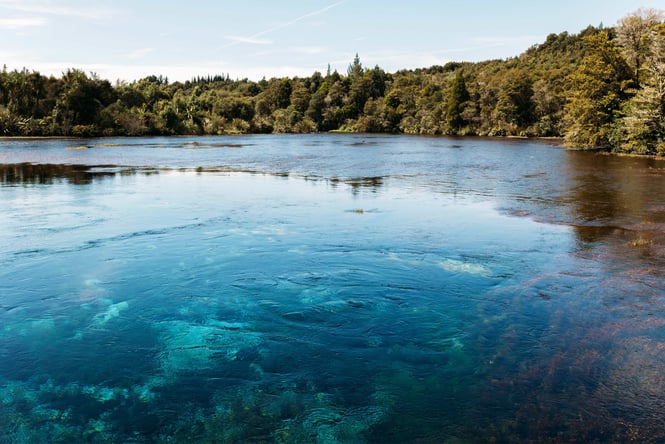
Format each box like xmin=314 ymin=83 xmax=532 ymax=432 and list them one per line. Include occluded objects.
xmin=5 ymin=132 xmax=665 ymax=160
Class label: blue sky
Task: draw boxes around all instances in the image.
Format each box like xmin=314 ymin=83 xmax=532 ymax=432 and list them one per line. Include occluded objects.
xmin=1 ymin=0 xmax=663 ymax=82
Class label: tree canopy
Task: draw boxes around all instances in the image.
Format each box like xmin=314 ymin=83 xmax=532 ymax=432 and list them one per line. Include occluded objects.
xmin=1 ymin=9 xmax=664 ymax=155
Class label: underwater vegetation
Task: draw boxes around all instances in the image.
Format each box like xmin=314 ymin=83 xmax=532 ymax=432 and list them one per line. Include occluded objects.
xmin=3 ymin=136 xmax=665 ymax=442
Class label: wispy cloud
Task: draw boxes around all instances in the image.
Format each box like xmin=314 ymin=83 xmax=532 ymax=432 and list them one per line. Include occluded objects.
xmin=0 ymin=17 xmax=47 ymax=29
xmin=223 ymin=1 xmax=345 ymax=47
xmin=0 ymin=0 xmax=114 ymax=20
xmin=225 ymin=35 xmax=272 ymax=45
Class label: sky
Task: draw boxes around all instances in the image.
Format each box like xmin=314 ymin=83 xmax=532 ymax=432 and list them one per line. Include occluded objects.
xmin=1 ymin=0 xmax=663 ymax=82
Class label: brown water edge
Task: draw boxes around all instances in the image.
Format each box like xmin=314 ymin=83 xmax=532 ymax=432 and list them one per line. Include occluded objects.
xmin=477 ymin=145 xmax=665 ymax=442
xmin=472 ymin=310 xmax=665 ymax=439
xmin=470 ymin=235 xmax=665 ymax=442
xmin=491 ymin=320 xmax=665 ymax=442
xmin=599 ymin=151 xmax=665 ymax=161
xmin=504 ymin=208 xmax=665 ymax=271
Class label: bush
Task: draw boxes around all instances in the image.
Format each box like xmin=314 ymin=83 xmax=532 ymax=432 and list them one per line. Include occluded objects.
xmin=71 ymin=125 xmax=98 ymax=137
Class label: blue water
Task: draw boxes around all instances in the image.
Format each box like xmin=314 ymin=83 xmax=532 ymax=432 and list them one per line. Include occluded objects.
xmin=2 ymin=134 xmax=665 ymax=442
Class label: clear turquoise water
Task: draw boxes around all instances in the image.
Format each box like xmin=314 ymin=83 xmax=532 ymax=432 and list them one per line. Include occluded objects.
xmin=2 ymin=134 xmax=665 ymax=442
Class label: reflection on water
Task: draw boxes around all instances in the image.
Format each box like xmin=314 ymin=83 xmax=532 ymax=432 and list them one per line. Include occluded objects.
xmin=562 ymin=152 xmax=665 ymax=277
xmin=566 ymin=151 xmax=665 ymax=233
xmin=0 ymin=163 xmax=389 ymax=197
xmin=1 ymin=135 xmax=665 ymax=442
xmin=0 ymin=163 xmax=118 ymax=185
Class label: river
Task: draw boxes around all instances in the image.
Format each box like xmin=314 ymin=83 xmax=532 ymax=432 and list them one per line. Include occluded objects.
xmin=1 ymin=134 xmax=665 ymax=442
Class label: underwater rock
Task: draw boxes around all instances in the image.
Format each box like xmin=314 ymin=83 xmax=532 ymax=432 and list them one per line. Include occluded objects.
xmin=386 ymin=252 xmax=424 ymax=267
xmin=92 ymin=300 xmax=129 ymax=326
xmin=438 ymin=258 xmax=492 ymax=277
xmin=157 ymin=319 xmax=262 ymax=377
xmin=387 ymin=252 xmax=493 ymax=278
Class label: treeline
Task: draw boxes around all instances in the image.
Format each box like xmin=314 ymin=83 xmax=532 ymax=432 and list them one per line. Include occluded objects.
xmin=1 ymin=9 xmax=664 ymax=154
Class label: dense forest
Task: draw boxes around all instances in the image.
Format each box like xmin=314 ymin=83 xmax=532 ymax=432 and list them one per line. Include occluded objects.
xmin=1 ymin=9 xmax=664 ymax=154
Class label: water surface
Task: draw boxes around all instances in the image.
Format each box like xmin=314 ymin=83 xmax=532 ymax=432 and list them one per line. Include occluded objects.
xmin=2 ymin=134 xmax=665 ymax=442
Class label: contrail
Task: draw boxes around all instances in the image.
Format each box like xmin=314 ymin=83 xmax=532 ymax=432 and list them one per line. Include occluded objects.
xmin=224 ymin=1 xmax=346 ymax=47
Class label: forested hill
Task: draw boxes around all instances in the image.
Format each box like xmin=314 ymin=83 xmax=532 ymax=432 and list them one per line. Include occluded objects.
xmin=1 ymin=9 xmax=664 ymax=155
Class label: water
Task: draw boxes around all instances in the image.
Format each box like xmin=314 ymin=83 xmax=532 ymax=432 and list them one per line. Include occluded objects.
xmin=1 ymin=134 xmax=665 ymax=442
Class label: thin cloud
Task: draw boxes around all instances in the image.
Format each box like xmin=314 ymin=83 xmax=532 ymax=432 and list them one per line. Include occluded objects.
xmin=0 ymin=0 xmax=114 ymax=20
xmin=0 ymin=17 xmax=47 ymax=29
xmin=223 ymin=0 xmax=345 ymax=48
xmin=225 ymin=35 xmax=272 ymax=45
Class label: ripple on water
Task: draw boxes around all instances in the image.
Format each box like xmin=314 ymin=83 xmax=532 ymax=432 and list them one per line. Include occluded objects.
xmin=3 ymin=136 xmax=665 ymax=442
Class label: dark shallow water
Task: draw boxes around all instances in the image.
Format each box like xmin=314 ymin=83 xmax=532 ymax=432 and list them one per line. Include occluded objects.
xmin=2 ymin=134 xmax=665 ymax=443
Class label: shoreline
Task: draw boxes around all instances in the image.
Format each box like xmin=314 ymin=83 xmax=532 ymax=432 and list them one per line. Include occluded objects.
xmin=3 ymin=133 xmax=664 ymax=159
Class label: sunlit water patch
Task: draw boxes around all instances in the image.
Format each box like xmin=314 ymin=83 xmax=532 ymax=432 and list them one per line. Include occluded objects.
xmin=2 ymin=135 xmax=665 ymax=442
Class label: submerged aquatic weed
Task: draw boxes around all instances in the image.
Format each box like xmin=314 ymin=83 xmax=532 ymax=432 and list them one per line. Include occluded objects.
xmin=628 ymin=238 xmax=653 ymax=248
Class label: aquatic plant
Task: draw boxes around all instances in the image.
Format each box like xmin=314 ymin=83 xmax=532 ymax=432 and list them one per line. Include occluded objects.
xmin=628 ymin=237 xmax=653 ymax=247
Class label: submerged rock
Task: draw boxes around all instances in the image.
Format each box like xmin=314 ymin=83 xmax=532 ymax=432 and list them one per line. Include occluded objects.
xmin=157 ymin=319 xmax=262 ymax=377
xmin=92 ymin=301 xmax=129 ymax=326
xmin=438 ymin=258 xmax=492 ymax=277
xmin=386 ymin=252 xmax=493 ymax=277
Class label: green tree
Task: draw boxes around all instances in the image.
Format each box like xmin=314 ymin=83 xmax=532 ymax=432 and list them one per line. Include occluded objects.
xmin=616 ymin=8 xmax=664 ymax=85
xmin=305 ymin=86 xmax=326 ymax=129
xmin=53 ymin=69 xmax=116 ymax=135
xmin=531 ymin=79 xmax=564 ymax=136
xmin=446 ymin=71 xmax=470 ymax=133
xmin=563 ymin=31 xmax=633 ymax=148
xmin=616 ymin=23 xmax=665 ymax=154
xmin=382 ymin=89 xmax=403 ymax=132
xmin=289 ymin=79 xmax=311 ymax=114
xmin=493 ymin=68 xmax=535 ymax=134
xmin=2 ymin=13 xmax=665 ymax=144
xmin=347 ymin=53 xmax=364 ymax=77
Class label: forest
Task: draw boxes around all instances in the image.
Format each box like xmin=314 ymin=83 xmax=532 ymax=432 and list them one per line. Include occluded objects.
xmin=1 ymin=9 xmax=664 ymax=155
